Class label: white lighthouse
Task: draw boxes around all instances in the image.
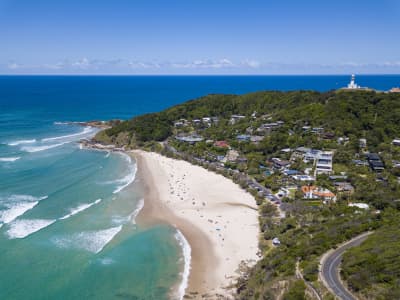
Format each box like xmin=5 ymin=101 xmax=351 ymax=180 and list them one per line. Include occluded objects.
xmin=347 ymin=74 xmax=360 ymax=89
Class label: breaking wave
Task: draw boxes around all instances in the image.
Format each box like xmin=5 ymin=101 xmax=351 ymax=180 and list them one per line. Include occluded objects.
xmin=0 ymin=157 xmax=20 ymax=162
xmin=52 ymin=225 xmax=123 ymax=254
xmin=7 ymin=139 xmax=36 ymax=146
xmin=21 ymin=142 xmax=68 ymax=153
xmin=113 ymin=154 xmax=137 ymax=194
xmin=0 ymin=195 xmax=48 ymax=224
xmin=6 ymin=219 xmax=56 ymax=239
xmin=42 ymin=127 xmax=93 ymax=142
xmin=174 ymin=230 xmax=192 ymax=300
xmin=59 ymin=199 xmax=102 ymax=220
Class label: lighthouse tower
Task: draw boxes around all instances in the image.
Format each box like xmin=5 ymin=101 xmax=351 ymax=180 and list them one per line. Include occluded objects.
xmin=347 ymin=74 xmax=360 ymax=89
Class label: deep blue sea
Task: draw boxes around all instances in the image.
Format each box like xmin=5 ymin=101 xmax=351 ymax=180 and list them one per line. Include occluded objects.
xmin=0 ymin=75 xmax=399 ymax=300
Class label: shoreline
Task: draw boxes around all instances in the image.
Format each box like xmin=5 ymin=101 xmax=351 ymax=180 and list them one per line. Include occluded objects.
xmin=133 ymin=150 xmax=260 ymax=299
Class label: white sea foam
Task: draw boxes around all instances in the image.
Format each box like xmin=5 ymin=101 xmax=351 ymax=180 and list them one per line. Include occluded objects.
xmin=0 ymin=195 xmax=48 ymax=224
xmin=59 ymin=199 xmax=102 ymax=220
xmin=21 ymin=142 xmax=68 ymax=153
xmin=174 ymin=229 xmax=192 ymax=300
xmin=105 ymin=151 xmax=110 ymax=158
xmin=7 ymin=139 xmax=36 ymax=146
xmin=0 ymin=157 xmax=20 ymax=162
xmin=113 ymin=159 xmax=137 ymax=194
xmin=130 ymin=198 xmax=144 ymax=224
xmin=99 ymin=257 xmax=115 ymax=265
xmin=42 ymin=127 xmax=92 ymax=142
xmin=0 ymin=223 xmax=3 ymax=229
xmin=7 ymin=219 xmax=56 ymax=239
xmin=53 ymin=121 xmax=69 ymax=125
xmin=53 ymin=225 xmax=123 ymax=253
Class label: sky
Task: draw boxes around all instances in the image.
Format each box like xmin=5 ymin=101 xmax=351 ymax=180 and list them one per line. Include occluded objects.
xmin=1 ymin=0 xmax=399 ymax=75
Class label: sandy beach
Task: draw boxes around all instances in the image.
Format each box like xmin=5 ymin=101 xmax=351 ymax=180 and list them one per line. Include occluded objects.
xmin=133 ymin=150 xmax=260 ymax=299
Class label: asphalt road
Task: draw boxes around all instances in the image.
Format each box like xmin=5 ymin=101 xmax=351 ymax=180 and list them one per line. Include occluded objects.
xmin=320 ymin=232 xmax=373 ymax=300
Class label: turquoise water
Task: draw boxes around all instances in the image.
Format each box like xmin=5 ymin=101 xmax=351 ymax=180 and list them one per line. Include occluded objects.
xmin=1 ymin=75 xmax=399 ymax=299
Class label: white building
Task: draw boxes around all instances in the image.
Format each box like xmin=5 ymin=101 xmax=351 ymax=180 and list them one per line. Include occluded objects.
xmin=347 ymin=74 xmax=361 ymax=89
xmin=315 ymin=151 xmax=334 ymax=175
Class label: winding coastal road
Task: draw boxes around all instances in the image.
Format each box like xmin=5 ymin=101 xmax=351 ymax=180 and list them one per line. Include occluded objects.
xmin=320 ymin=232 xmax=373 ymax=300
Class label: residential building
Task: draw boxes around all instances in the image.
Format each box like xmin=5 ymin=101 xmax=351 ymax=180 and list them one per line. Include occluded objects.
xmin=214 ymin=140 xmax=229 ymax=148
xmin=301 ymin=185 xmax=336 ymax=202
xmin=392 ymin=138 xmax=400 ymax=146
xmin=230 ymin=114 xmax=246 ymax=124
xmin=315 ymin=151 xmax=333 ymax=175
xmin=236 ymin=134 xmax=251 ymax=142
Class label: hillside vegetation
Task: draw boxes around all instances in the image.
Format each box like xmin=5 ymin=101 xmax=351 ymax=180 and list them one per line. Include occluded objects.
xmin=97 ymin=90 xmax=400 ymax=151
xmin=95 ymin=89 xmax=400 ymax=299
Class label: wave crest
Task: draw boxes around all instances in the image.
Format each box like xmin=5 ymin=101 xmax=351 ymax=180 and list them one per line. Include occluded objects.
xmin=0 ymin=195 xmax=48 ymax=224
xmin=0 ymin=157 xmax=20 ymax=162
xmin=7 ymin=219 xmax=56 ymax=239
xmin=7 ymin=139 xmax=36 ymax=146
xmin=59 ymin=199 xmax=102 ymax=220
xmin=21 ymin=142 xmax=68 ymax=153
xmin=42 ymin=127 xmax=93 ymax=142
xmin=53 ymin=225 xmax=123 ymax=253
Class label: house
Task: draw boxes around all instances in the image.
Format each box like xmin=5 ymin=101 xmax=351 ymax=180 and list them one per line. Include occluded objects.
xmin=315 ymin=151 xmax=333 ymax=175
xmin=366 ymin=153 xmax=385 ymax=172
xmin=175 ymin=135 xmax=204 ymax=143
xmin=214 ymin=140 xmax=229 ymax=148
xmin=329 ymin=175 xmax=348 ymax=181
xmin=337 ymin=136 xmax=350 ymax=145
xmin=392 ymin=138 xmax=400 ymax=146
xmin=230 ymin=114 xmax=246 ymax=124
xmin=301 ymin=185 xmax=336 ymax=202
xmin=390 ymin=87 xmax=400 ymax=93
xmin=322 ymin=132 xmax=335 ymax=140
xmin=250 ymin=135 xmax=264 ymax=143
xmin=271 ymin=158 xmax=291 ymax=170
xmin=292 ymin=175 xmax=315 ymax=182
xmin=226 ymin=150 xmax=240 ymax=162
xmin=334 ymin=182 xmax=354 ymax=197
xmin=202 ymin=117 xmax=211 ymax=123
xmin=283 ymin=169 xmax=300 ymax=176
xmin=311 ymin=127 xmax=324 ymax=134
xmin=349 ymin=203 xmax=369 ymax=209
xmin=174 ymin=121 xmax=184 ymax=127
xmin=353 ymin=159 xmax=369 ymax=166
xmin=236 ymin=134 xmax=251 ymax=142
xmin=192 ymin=119 xmax=202 ymax=125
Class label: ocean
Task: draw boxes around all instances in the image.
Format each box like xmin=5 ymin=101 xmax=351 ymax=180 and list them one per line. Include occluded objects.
xmin=0 ymin=75 xmax=399 ymax=300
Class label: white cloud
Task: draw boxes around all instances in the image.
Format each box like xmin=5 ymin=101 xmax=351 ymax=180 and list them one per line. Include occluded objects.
xmin=7 ymin=63 xmax=20 ymax=70
xmin=2 ymin=58 xmax=400 ymax=74
xmin=241 ymin=59 xmax=260 ymax=68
